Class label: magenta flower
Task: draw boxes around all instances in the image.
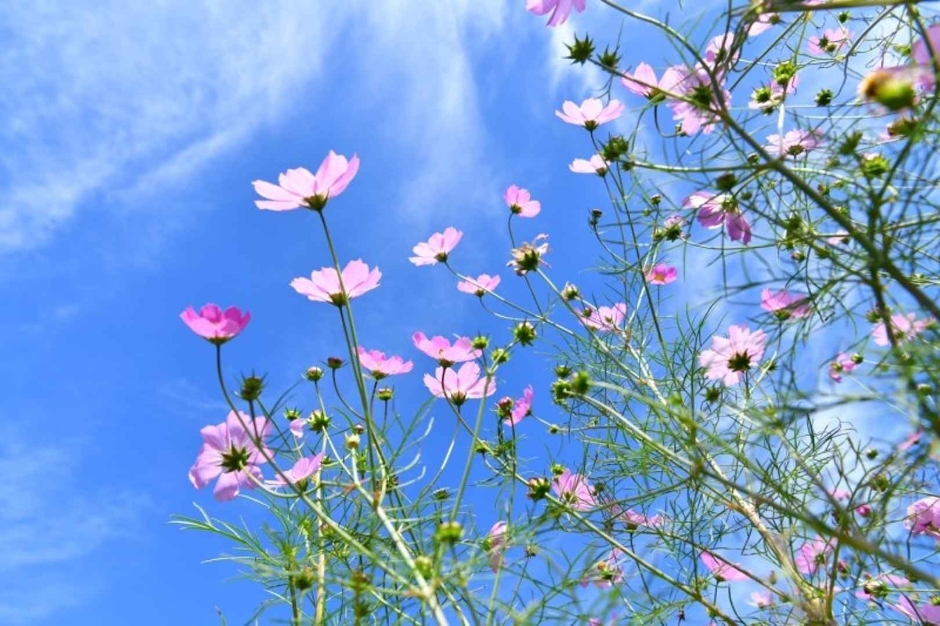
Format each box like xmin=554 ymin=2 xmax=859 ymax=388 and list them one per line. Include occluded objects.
xmin=893 ymin=596 xmax=940 ymax=624
xmin=621 ymin=63 xmax=684 ymax=99
xmin=291 ymin=260 xmax=381 ymax=306
xmin=423 ymin=362 xmax=496 ymax=406
xmin=582 ymin=303 xmax=628 ymax=332
xmin=795 ymin=537 xmax=833 ymax=575
xmin=504 ymin=185 xmax=541 ymax=218
xmin=662 ymin=66 xmax=730 ymax=135
xmin=503 ymin=385 xmax=534 ymax=426
xmin=700 ymin=551 xmax=748 ymax=582
xmin=457 ymin=274 xmax=501 ymax=297
xmin=412 ymin=332 xmax=481 ymax=366
xmin=699 ymin=324 xmax=768 ymax=386
xmin=485 ymin=521 xmax=508 ymax=572
xmin=645 ymin=263 xmax=677 ymax=285
xmin=761 ymin=288 xmax=811 ymax=320
xmin=508 ymin=234 xmax=550 ymax=276
xmin=569 ymin=154 xmax=609 ymax=175
xmin=252 ymin=151 xmax=360 ymax=211
xmin=872 ymin=312 xmax=932 ymax=346
xmin=764 ymin=129 xmax=824 ymax=158
xmin=906 ymin=496 xmax=940 ymax=538
xmin=749 ymin=591 xmax=775 ymax=609
xmin=829 ymin=352 xmax=858 ymax=383
xmin=188 ymin=411 xmax=272 ymax=502
xmin=410 ymin=227 xmax=463 ymax=266
xmin=552 ymin=469 xmax=596 ymax=510
xmin=269 ymin=454 xmax=323 ymax=488
xmin=526 ymin=0 xmax=586 ymax=28
xmin=357 ymin=347 xmax=414 ymax=379
xmin=808 ymin=28 xmax=852 ymax=55
xmin=684 ymin=190 xmax=752 ymax=244
xmin=180 ymin=304 xmax=251 ymax=345
xmin=556 ymin=98 xmax=625 ymax=130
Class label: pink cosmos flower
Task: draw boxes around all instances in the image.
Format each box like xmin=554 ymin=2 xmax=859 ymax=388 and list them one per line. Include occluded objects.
xmin=552 ymin=469 xmax=596 ymax=510
xmin=611 ymin=505 xmax=665 ymax=529
xmin=829 ymin=352 xmax=858 ymax=383
xmin=526 ymin=0 xmax=586 ymax=27
xmin=503 ymin=385 xmax=534 ymax=426
xmin=189 ymin=411 xmax=272 ymax=502
xmin=252 ymin=151 xmax=360 ymax=211
xmin=663 ymin=66 xmax=730 ymax=135
xmin=761 ymin=288 xmax=811 ymax=320
xmin=892 ymin=596 xmax=940 ymax=624
xmin=808 ymin=28 xmax=853 ymax=55
xmin=684 ymin=191 xmax=752 ymax=244
xmin=912 ymin=24 xmax=940 ymax=66
xmin=485 ymin=521 xmax=508 ymax=572
xmin=457 ymin=274 xmax=501 ymax=297
xmin=581 ymin=303 xmax=628 ymax=332
xmin=621 ymin=63 xmax=684 ymax=99
xmin=645 ymin=263 xmax=677 ymax=285
xmin=872 ymin=312 xmax=932 ymax=346
xmin=749 ymin=591 xmax=775 ymax=609
xmin=508 ymin=234 xmax=550 ymax=276
xmin=412 ymin=332 xmax=482 ymax=366
xmin=748 ymin=13 xmax=779 ymax=37
xmin=765 ymin=129 xmax=824 ymax=158
xmin=705 ymin=32 xmax=740 ymax=69
xmin=556 ymin=98 xmax=625 ymax=130
xmin=699 ymin=324 xmax=768 ymax=386
xmin=291 ymin=260 xmax=381 ymax=306
xmin=700 ymin=551 xmax=748 ymax=582
xmin=899 ymin=431 xmax=924 ymax=452
xmin=794 ymin=537 xmax=833 ymax=575
xmin=410 ymin=227 xmax=463 ymax=266
xmin=569 ymin=154 xmax=609 ymax=175
xmin=180 ymin=304 xmax=251 ymax=345
xmin=856 ymin=573 xmax=910 ymax=601
xmin=504 ymin=185 xmax=541 ymax=218
xmin=357 ymin=347 xmax=414 ymax=379
xmin=423 ymin=362 xmax=495 ymax=405
xmin=268 ymin=454 xmax=323 ymax=487
xmin=906 ymin=496 xmax=940 ymax=538
xmin=826 ymin=231 xmax=850 ymax=246
xmin=583 ymin=549 xmax=625 ymax=588
xmin=289 ymin=418 xmax=305 ymax=439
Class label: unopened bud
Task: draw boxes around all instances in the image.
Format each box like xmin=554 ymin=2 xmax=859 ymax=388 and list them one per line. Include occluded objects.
xmin=239 ymin=375 xmax=265 ymax=401
xmin=346 ymin=433 xmax=361 ymax=450
xmin=377 ymin=387 xmax=393 ymax=401
xmin=304 ymin=366 xmax=324 ymax=382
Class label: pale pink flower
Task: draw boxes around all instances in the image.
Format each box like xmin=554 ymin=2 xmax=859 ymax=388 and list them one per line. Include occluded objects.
xmin=504 ymin=386 xmax=534 ymax=426
xmin=508 ymin=234 xmax=550 ymax=276
xmin=699 ymin=324 xmax=768 ymax=386
xmin=556 ymin=98 xmax=625 ymax=130
xmin=581 ymin=303 xmax=628 ymax=332
xmin=412 ymin=332 xmax=482 ymax=366
xmin=645 ymin=263 xmax=677 ymax=285
xmin=856 ymin=573 xmax=910 ymax=601
xmin=748 ymin=13 xmax=779 ymax=37
xmin=188 ymin=411 xmax=272 ymax=502
xmin=829 ymin=352 xmax=858 ymax=383
xmin=663 ymin=66 xmax=730 ymax=135
xmin=684 ymin=191 xmax=752 ymax=244
xmin=872 ymin=312 xmax=932 ymax=346
xmin=268 ymin=454 xmax=323 ymax=487
xmin=290 ymin=260 xmax=381 ymax=306
xmin=794 ymin=537 xmax=833 ymax=575
xmin=906 ymin=496 xmax=940 ymax=538
xmin=912 ymin=24 xmax=940 ymax=66
xmin=749 ymin=591 xmax=775 ymax=609
xmin=457 ymin=274 xmax=501 ymax=297
xmin=180 ymin=304 xmax=251 ymax=345
xmin=761 ymin=288 xmax=811 ymax=320
xmin=410 ymin=227 xmax=463 ymax=266
xmin=705 ymin=32 xmax=740 ymax=69
xmin=826 ymin=231 xmax=849 ymax=245
xmin=357 ymin=347 xmax=414 ymax=379
xmin=252 ymin=151 xmax=360 ymax=211
xmin=485 ymin=521 xmax=508 ymax=572
xmin=612 ymin=505 xmax=665 ymax=529
xmin=899 ymin=431 xmax=924 ymax=451
xmin=892 ymin=596 xmax=940 ymax=624
xmin=808 ymin=28 xmax=853 ymax=55
xmin=583 ymin=549 xmax=624 ymax=588
xmin=423 ymin=362 xmax=495 ymax=405
xmin=552 ymin=469 xmax=596 ymax=510
xmin=621 ymin=63 xmax=684 ymax=99
xmin=764 ymin=129 xmax=824 ymax=158
xmin=289 ymin=418 xmax=305 ymax=439
xmin=700 ymin=551 xmax=748 ymax=582
xmin=504 ymin=185 xmax=541 ymax=218
xmin=526 ymin=0 xmax=586 ymax=27
xmin=569 ymin=154 xmax=609 ymax=175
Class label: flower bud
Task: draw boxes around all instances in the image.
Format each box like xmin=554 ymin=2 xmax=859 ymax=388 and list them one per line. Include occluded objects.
xmin=291 ymin=567 xmax=316 ymax=592
xmin=309 ymin=410 xmax=331 ymax=433
xmin=327 ymin=357 xmax=345 ymax=370
xmin=433 ymin=488 xmax=450 ymax=501
xmin=527 ymin=477 xmax=551 ymax=501
xmin=377 ymin=387 xmax=394 ymax=401
xmin=284 ymin=407 xmax=302 ymax=421
xmin=434 ymin=521 xmax=463 ymax=545
xmin=513 ymin=322 xmax=537 ymax=346
xmin=571 ymin=371 xmax=591 ymax=395
xmin=491 ymin=348 xmax=510 ymax=365
xmin=346 ymin=433 xmax=361 ymax=450
xmin=561 ymin=284 xmax=580 ymax=301
xmin=304 ymin=366 xmax=324 ymax=382
xmin=239 ymin=375 xmax=265 ymax=401
xmin=554 ymin=364 xmax=573 ymax=378
xmin=496 ymin=397 xmax=514 ymax=419
xmin=471 ymin=335 xmax=489 ymax=350
xmin=414 ymin=555 xmax=434 ymax=580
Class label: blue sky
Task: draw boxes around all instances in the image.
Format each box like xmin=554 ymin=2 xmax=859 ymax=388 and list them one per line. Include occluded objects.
xmin=4 ymin=1 xmax=927 ymax=623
